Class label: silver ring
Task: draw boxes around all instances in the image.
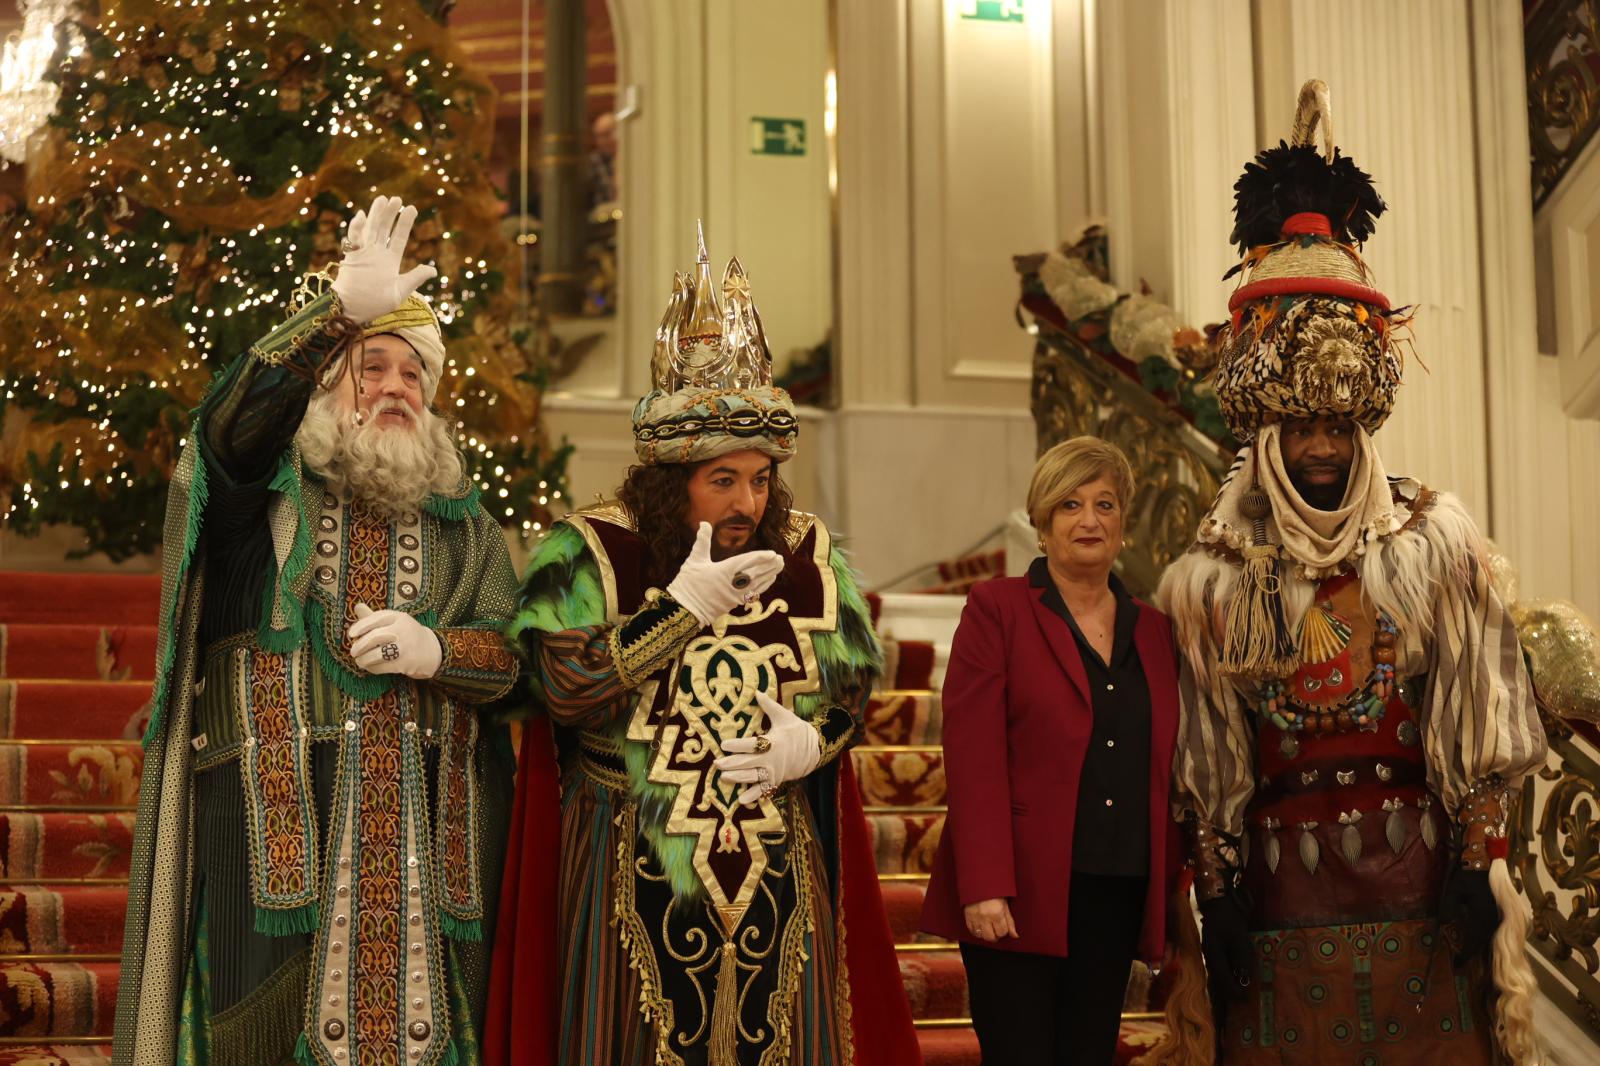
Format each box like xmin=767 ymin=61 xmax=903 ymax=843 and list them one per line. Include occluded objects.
xmin=731 ymin=571 xmax=752 ymax=590
xmin=756 ymin=766 xmax=772 ymax=786
xmin=381 ymin=642 xmax=400 ymax=662
xmin=341 ymin=238 xmax=362 ymax=254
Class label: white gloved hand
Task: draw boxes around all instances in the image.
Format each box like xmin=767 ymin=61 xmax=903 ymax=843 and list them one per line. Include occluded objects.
xmin=348 ymin=602 xmax=443 ymax=679
xmin=714 ymin=692 xmax=822 ymax=806
xmin=330 ymin=195 xmax=439 ymax=323
xmin=666 ymin=522 xmax=784 ymax=626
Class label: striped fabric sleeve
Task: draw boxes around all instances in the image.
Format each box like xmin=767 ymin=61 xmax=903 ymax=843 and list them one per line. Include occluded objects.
xmin=537 ymin=625 xmax=630 ymax=728
xmin=1171 ymin=653 xmax=1259 ymax=838
xmin=1421 ymin=551 xmax=1549 ymax=816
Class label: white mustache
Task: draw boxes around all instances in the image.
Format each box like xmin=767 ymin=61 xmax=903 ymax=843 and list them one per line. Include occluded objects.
xmin=367 ymin=399 xmax=414 ymax=423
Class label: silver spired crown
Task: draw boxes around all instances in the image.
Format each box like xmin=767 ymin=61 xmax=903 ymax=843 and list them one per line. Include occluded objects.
xmin=651 ymin=221 xmax=773 ymax=393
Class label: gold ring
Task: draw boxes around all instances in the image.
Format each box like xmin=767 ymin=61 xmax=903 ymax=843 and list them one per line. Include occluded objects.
xmin=753 ymin=735 xmax=772 ymax=754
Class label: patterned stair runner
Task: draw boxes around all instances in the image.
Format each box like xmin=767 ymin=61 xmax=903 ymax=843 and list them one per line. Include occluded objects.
xmin=0 ymin=572 xmax=155 ymax=1063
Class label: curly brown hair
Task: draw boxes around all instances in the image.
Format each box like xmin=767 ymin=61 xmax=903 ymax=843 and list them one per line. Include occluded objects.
xmin=616 ymin=458 xmax=795 ymax=588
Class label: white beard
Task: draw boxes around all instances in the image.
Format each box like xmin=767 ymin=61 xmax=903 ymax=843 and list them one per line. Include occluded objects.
xmin=295 ymin=390 xmax=464 ymax=518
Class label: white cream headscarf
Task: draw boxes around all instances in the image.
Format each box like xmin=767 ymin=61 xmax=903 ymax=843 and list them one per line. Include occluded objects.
xmin=1199 ymin=423 xmax=1401 ymax=578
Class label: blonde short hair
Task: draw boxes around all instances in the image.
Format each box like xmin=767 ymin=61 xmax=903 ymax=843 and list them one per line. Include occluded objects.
xmin=1025 ymin=436 xmax=1136 ymax=531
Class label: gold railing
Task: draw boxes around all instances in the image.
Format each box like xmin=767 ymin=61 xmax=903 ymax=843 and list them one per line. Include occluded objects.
xmin=1514 ymin=705 xmax=1600 ymax=1036
xmin=1527 ymin=0 xmax=1600 ymax=206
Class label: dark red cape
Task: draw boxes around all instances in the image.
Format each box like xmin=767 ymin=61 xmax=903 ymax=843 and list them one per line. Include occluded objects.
xmin=482 ymin=717 xmax=561 ymax=1065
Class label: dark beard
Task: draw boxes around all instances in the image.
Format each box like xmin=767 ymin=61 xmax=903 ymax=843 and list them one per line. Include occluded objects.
xmin=1289 ymin=472 xmax=1350 ymax=512
xmin=708 ymin=517 xmax=757 ymax=560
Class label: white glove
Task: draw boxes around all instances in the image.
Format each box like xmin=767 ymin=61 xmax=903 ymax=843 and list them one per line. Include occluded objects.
xmin=666 ymin=522 xmax=784 ymax=626
xmin=714 ymin=692 xmax=822 ymax=806
xmin=348 ymin=602 xmax=443 ymax=680
xmin=330 ymin=195 xmax=438 ymax=323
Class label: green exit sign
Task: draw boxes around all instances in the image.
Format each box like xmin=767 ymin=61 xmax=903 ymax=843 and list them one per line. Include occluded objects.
xmin=959 ymin=0 xmax=1024 ymax=22
xmin=750 ymin=117 xmax=807 ymax=156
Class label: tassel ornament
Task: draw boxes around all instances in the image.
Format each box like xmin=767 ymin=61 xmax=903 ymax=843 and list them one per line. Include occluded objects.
xmin=1221 ymin=485 xmax=1299 ymax=679
xmin=709 ymin=940 xmax=741 ymax=1066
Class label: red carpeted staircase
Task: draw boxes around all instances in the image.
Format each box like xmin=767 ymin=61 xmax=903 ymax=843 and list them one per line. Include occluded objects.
xmin=860 ymin=596 xmax=1170 ymax=1065
xmin=0 ymin=571 xmax=159 ymax=1065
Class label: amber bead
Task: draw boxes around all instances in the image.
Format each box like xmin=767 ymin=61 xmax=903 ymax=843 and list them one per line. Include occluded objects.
xmin=1336 ymin=709 xmax=1355 ymax=731
xmin=1373 ymin=647 xmax=1396 ymax=665
xmin=1375 ymin=631 xmax=1396 ymax=648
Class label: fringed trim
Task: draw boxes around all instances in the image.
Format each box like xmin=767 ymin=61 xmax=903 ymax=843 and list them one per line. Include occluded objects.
xmin=1219 ymin=544 xmax=1299 ymax=680
xmin=294 ymin=1031 xmax=316 ymax=1066
xmin=437 ymin=1038 xmax=461 ymax=1066
xmin=708 ymin=941 xmax=740 ymax=1066
xmin=306 ymin=597 xmax=399 ymax=703
xmin=760 ymin=807 xmax=817 ymax=1066
xmin=611 ymin=804 xmax=683 ymax=1063
xmin=439 ymin=911 xmax=483 ymax=943
xmin=254 ymin=903 xmax=319 ymax=937
xmin=147 ymin=432 xmax=210 ymax=747
xmin=424 ymin=481 xmax=483 ymax=522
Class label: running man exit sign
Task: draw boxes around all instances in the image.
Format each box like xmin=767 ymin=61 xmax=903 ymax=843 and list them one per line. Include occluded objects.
xmin=959 ymin=1 xmax=1024 ymax=22
xmin=750 ymin=117 xmax=807 ymax=156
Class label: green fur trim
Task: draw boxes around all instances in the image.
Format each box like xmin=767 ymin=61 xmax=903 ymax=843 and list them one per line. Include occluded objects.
xmin=813 ymin=543 xmax=884 ymax=697
xmin=424 ymin=481 xmax=483 ymax=521
xmin=624 ymin=735 xmax=704 ymax=901
xmin=294 ymin=1031 xmax=315 ymax=1066
xmin=257 ymin=456 xmax=314 ymax=654
xmin=146 ymin=431 xmax=210 ymax=747
xmin=439 ymin=1038 xmax=461 ymax=1066
xmin=253 ymin=902 xmax=319 ymax=937
xmin=508 ymin=523 xmax=604 ymax=642
xmin=439 ymin=911 xmax=483 ymax=942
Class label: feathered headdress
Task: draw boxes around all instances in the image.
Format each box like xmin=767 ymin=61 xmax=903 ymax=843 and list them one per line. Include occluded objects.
xmin=1211 ymin=79 xmax=1409 ymax=441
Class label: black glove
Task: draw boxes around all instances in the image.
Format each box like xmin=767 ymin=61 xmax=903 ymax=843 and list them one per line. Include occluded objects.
xmin=1198 ymin=892 xmax=1254 ymax=1002
xmin=1438 ymin=868 xmax=1497 ymax=964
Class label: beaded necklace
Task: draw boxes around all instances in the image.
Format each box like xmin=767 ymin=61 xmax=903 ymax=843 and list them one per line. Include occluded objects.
xmin=1257 ymin=606 xmax=1397 ymax=735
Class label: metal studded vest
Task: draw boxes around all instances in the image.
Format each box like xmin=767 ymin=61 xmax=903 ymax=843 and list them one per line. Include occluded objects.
xmin=1242 ymin=573 xmax=1446 ymax=930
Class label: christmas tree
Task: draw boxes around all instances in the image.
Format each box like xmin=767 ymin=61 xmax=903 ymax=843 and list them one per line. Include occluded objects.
xmin=0 ymin=0 xmax=569 ymax=560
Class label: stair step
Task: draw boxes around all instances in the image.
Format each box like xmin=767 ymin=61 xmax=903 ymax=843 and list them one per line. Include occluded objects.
xmin=0 ymin=886 xmax=130 ymax=955
xmin=866 ymin=809 xmax=944 ymax=876
xmin=0 ymin=684 xmax=150 ymax=742
xmin=0 ymin=743 xmax=143 ymax=808
xmin=862 ymin=690 xmax=943 ymax=746
xmin=897 ymin=948 xmax=969 ymax=1021
xmin=0 ymin=573 xmax=160 ymax=628
xmin=0 ymin=625 xmax=158 ymax=682
xmin=0 ymin=1045 xmax=111 ymax=1065
xmin=879 ymin=879 xmax=928 ymax=943
xmin=0 ymin=960 xmax=117 ymax=1038
xmin=916 ymin=1027 xmax=981 ymax=1066
xmin=851 ymin=746 xmax=945 ymax=808
xmin=1 ymin=812 xmax=137 ymax=880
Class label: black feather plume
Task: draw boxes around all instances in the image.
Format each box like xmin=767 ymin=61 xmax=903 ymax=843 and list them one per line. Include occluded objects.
xmin=1228 ymin=141 xmax=1386 ymax=253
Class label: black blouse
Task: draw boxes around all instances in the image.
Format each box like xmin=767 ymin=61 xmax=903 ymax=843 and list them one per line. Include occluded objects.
xmin=1029 ymin=557 xmax=1152 ymax=878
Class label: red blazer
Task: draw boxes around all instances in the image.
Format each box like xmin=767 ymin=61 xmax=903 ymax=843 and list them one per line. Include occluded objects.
xmin=920 ymin=573 xmax=1182 ymax=962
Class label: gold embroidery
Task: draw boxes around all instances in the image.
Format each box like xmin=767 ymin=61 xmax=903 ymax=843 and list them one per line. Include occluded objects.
xmin=612 ymin=596 xmax=702 ymax=690
xmin=441 ymin=628 xmax=518 ymax=676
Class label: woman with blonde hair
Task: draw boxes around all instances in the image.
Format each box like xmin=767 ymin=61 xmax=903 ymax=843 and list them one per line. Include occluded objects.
xmin=922 ymin=436 xmax=1183 ymax=1064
